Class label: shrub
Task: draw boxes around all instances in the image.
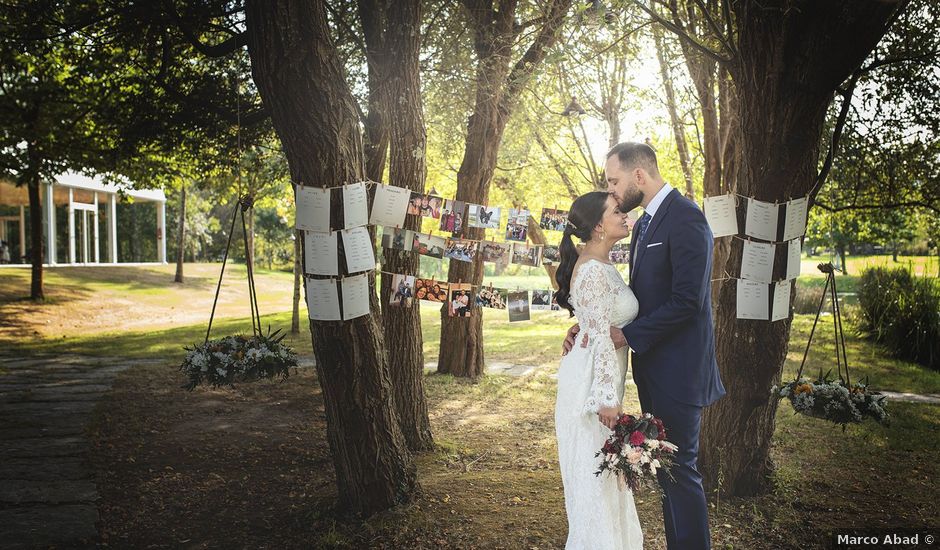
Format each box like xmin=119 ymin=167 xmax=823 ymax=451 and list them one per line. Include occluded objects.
xmin=856 ymin=267 xmax=940 ymax=371
xmin=793 ymin=284 xmax=825 ymax=315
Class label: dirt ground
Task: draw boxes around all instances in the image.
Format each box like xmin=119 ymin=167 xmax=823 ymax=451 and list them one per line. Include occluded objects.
xmin=89 ymin=360 xmax=939 ymax=549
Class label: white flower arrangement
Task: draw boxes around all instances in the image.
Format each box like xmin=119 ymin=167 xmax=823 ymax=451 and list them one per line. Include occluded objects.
xmin=773 ymin=371 xmax=888 ymax=427
xmin=179 ymin=329 xmax=298 ymax=390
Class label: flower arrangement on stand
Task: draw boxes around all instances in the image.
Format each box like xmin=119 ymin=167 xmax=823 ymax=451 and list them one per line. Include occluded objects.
xmin=180 ymin=328 xmax=297 ymax=390
xmin=594 ymin=413 xmax=677 ymax=492
xmin=774 ymin=371 xmax=888 ymax=426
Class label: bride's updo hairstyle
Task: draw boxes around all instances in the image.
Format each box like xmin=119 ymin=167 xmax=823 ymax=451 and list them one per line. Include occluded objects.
xmin=554 ymin=191 xmax=612 ymax=316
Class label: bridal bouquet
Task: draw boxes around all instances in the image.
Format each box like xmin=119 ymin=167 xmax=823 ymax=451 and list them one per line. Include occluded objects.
xmin=774 ymin=372 xmax=889 ymax=426
xmin=595 ymin=413 xmax=677 ymax=492
xmin=179 ymin=329 xmax=297 ymax=390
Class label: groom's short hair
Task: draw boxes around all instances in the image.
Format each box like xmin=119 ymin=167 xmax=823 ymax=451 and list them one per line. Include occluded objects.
xmin=607 ymin=142 xmax=660 ymax=176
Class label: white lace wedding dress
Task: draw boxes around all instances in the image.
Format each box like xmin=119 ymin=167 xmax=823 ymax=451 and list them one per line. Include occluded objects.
xmin=555 ymin=259 xmax=643 ymax=549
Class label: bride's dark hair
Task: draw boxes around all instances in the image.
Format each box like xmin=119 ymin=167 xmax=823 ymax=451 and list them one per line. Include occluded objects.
xmin=554 ymin=191 xmax=613 ymax=316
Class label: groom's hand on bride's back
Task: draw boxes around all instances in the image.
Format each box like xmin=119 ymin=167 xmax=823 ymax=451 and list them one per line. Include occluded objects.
xmin=562 ymin=324 xmax=587 ymax=355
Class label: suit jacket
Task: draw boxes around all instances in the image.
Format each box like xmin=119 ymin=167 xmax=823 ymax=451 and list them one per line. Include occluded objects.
xmin=623 ymin=189 xmax=725 ymax=407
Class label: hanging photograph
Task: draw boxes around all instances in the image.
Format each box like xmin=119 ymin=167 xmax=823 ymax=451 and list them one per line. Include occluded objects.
xmin=467 ymin=204 xmax=501 ymax=229
xmin=609 ymin=243 xmax=630 ymax=264
xmin=531 ymin=289 xmax=553 ymax=310
xmin=407 ymin=191 xmax=444 ymax=218
xmin=415 ymin=278 xmax=449 ymax=303
xmin=511 ymin=243 xmax=542 ymax=267
xmin=507 ymin=290 xmax=530 ymax=322
xmin=412 ymin=233 xmax=446 ymax=259
xmin=550 ymin=293 xmax=561 ymax=311
xmin=479 ymin=241 xmax=512 ymax=265
xmin=381 ymin=227 xmax=414 ymax=251
xmin=541 ymin=244 xmax=561 ymax=266
xmin=447 ymin=283 xmax=473 ymax=318
xmin=475 ymin=287 xmax=508 ymax=309
xmin=539 ymin=208 xmax=569 ymax=231
xmin=439 ymin=199 xmax=467 ymax=234
xmin=443 ymin=238 xmax=478 ymax=263
xmin=388 ymin=274 xmax=416 ymax=308
xmin=505 ymin=208 xmax=529 ymax=242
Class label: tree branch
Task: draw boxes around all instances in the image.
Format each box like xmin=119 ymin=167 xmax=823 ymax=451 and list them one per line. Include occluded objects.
xmin=630 ymin=0 xmax=730 ymax=65
xmin=809 ymin=71 xmax=859 ymax=204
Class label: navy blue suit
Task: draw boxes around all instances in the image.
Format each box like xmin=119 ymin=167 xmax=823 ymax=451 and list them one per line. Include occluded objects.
xmin=622 ymin=188 xmax=725 ymax=550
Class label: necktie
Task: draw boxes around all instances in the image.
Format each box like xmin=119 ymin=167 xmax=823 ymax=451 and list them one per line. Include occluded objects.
xmin=636 ymin=212 xmax=652 ymax=245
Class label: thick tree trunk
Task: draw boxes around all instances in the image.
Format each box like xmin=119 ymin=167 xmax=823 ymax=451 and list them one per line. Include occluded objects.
xmin=653 ymin=25 xmax=695 ymax=199
xmin=245 ymin=0 xmax=416 ymax=516
xmin=367 ymin=0 xmax=433 ymax=452
xmin=27 ymin=177 xmax=44 ymax=300
xmin=699 ymin=0 xmax=903 ymax=497
xmin=291 ymin=228 xmax=301 ymax=334
xmin=174 ymin=184 xmax=186 ymax=283
xmin=437 ymin=0 xmax=572 ymax=377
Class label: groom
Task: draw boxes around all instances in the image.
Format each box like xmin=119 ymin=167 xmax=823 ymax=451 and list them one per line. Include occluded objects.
xmin=564 ymin=142 xmax=725 ymax=549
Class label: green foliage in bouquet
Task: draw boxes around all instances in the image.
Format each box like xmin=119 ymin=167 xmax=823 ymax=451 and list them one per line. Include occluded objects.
xmin=179 ymin=328 xmax=297 ymax=390
xmin=774 ymin=370 xmax=889 ymax=427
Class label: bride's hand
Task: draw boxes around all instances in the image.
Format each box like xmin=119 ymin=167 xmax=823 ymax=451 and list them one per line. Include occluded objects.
xmin=562 ymin=323 xmax=583 ymax=356
xmin=598 ymin=406 xmax=620 ymax=430
xmin=609 ymin=327 xmax=628 ymax=350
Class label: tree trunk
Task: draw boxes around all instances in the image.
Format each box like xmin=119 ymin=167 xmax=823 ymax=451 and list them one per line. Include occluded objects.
xmin=437 ymin=0 xmax=572 ymax=377
xmin=840 ymin=246 xmax=849 ymax=275
xmin=291 ymin=228 xmax=301 ymax=334
xmin=699 ymin=0 xmax=904 ymax=497
xmin=365 ymin=0 xmax=434 ymax=452
xmin=27 ymin=177 xmax=44 ymax=301
xmin=246 ymin=207 xmax=254 ymax=266
xmin=653 ymin=24 xmax=695 ymax=199
xmin=174 ymin=184 xmax=186 ymax=283
xmin=245 ymin=0 xmax=416 ymax=516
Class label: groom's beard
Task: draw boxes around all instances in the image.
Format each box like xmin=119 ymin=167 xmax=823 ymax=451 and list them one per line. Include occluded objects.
xmin=617 ymin=189 xmax=643 ymax=213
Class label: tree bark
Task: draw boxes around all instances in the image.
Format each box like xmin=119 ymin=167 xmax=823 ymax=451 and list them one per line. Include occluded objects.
xmin=699 ymin=0 xmax=904 ymax=497
xmin=653 ymin=24 xmax=695 ymax=200
xmin=437 ymin=0 xmax=572 ymax=377
xmin=174 ymin=184 xmax=186 ymax=283
xmin=26 ymin=176 xmax=44 ymax=301
xmin=291 ymin=228 xmax=301 ymax=334
xmin=245 ymin=0 xmax=416 ymax=516
xmin=363 ymin=0 xmax=434 ymax=452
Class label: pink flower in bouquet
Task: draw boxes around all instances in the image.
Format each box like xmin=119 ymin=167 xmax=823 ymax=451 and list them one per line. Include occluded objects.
xmin=629 ymin=430 xmax=646 ymax=446
xmin=626 ymin=448 xmax=643 ymax=464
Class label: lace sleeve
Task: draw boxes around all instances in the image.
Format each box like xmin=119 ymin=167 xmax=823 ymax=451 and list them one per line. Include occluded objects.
xmin=575 ymin=262 xmax=621 ymax=415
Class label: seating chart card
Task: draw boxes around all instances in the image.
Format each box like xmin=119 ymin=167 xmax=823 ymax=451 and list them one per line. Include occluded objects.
xmin=295 ymin=185 xmax=331 ymax=233
xmin=786 ymin=238 xmax=802 ymax=280
xmin=736 ymin=280 xmax=769 ymax=320
xmin=772 ymin=280 xmax=792 ymax=322
xmin=703 ymin=194 xmax=738 ymax=238
xmin=782 ymin=197 xmax=809 ymax=242
xmin=740 ymin=240 xmax=775 ymax=283
xmin=744 ymin=198 xmax=779 ymax=241
xmin=303 ymin=231 xmax=338 ymax=276
xmin=340 ymin=227 xmax=376 ymax=274
xmin=341 ymin=273 xmax=371 ymax=320
xmin=343 ymin=181 xmax=369 ymax=229
xmin=307 ymin=278 xmax=341 ymax=321
xmin=369 ymin=184 xmax=410 ymax=228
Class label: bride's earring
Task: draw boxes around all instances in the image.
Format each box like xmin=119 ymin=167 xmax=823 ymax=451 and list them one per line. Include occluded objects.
xmin=600 ymin=230 xmax=607 ymax=242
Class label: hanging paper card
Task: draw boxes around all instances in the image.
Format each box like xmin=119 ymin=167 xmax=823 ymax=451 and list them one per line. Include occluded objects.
xmin=782 ymin=197 xmax=809 ymax=242
xmin=703 ymin=194 xmax=738 ymax=238
xmin=295 ymin=185 xmax=331 ymax=233
xmin=340 ymin=227 xmax=376 ymax=274
xmin=740 ymin=240 xmax=775 ymax=283
xmin=369 ymin=184 xmax=410 ymax=228
xmin=303 ymin=231 xmax=338 ymax=276
xmin=341 ymin=273 xmax=370 ymax=320
xmin=786 ymin=238 xmax=802 ymax=280
xmin=342 ymin=182 xmax=369 ymax=229
xmin=771 ymin=280 xmax=792 ymax=322
xmin=736 ymin=280 xmax=769 ymax=320
xmin=744 ymin=198 xmax=779 ymax=241
xmin=307 ymin=278 xmax=341 ymax=321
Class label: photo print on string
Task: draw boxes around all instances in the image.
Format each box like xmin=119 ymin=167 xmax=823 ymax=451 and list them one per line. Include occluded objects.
xmin=443 ymin=238 xmax=478 ymax=263
xmin=507 ymin=290 xmax=530 ymax=322
xmin=505 ymin=208 xmax=529 ymax=242
xmin=539 ymin=208 xmax=569 ymax=231
xmin=467 ymin=204 xmax=500 ymax=229
xmin=531 ymin=289 xmax=553 ymax=310
xmin=479 ymin=241 xmax=512 ymax=266
xmin=439 ymin=200 xmax=467 ymax=234
xmin=448 ymin=283 xmax=473 ymax=318
xmin=609 ymin=243 xmax=630 ymax=264
xmin=407 ymin=191 xmax=444 ymax=219
xmin=475 ymin=286 xmax=508 ymax=309
xmin=550 ymin=293 xmax=561 ymax=311
xmin=412 ymin=233 xmax=446 ymax=259
xmin=388 ymin=274 xmax=416 ymax=308
xmin=511 ymin=243 xmax=542 ymax=267
xmin=541 ymin=244 xmax=561 ymax=266
xmin=415 ymin=278 xmax=449 ymax=303
xmin=381 ymin=227 xmax=414 ymax=251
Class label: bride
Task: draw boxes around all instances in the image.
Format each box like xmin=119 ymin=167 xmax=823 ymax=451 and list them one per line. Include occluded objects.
xmin=554 ymin=191 xmax=642 ymax=549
